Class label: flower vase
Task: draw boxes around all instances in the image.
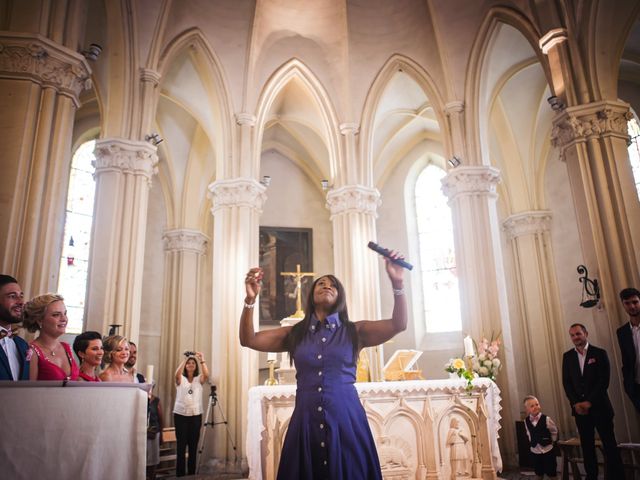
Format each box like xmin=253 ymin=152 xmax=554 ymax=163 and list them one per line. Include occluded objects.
xmin=449 ymin=372 xmax=458 ymax=379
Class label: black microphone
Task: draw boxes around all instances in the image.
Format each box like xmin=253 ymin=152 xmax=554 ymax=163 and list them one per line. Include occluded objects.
xmin=367 ymin=242 xmax=413 ymax=270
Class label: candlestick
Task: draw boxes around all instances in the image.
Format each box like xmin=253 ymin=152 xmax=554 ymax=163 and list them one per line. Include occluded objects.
xmin=264 ymin=360 xmax=279 ymax=386
xmin=145 ymin=364 xmax=154 ymax=384
xmin=463 ymin=335 xmax=475 ymax=357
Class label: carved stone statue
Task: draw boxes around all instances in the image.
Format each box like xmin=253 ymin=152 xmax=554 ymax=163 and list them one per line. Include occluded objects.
xmin=446 ymin=417 xmax=470 ymax=479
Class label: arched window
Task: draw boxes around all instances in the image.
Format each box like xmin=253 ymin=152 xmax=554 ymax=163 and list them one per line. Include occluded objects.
xmin=57 ymin=140 xmax=97 ymax=334
xmin=628 ymin=117 xmax=640 ymax=199
xmin=414 ymin=164 xmax=461 ymax=332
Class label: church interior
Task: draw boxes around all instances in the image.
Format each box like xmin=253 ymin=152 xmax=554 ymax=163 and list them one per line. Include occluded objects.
xmin=1 ymin=0 xmax=640 ymax=477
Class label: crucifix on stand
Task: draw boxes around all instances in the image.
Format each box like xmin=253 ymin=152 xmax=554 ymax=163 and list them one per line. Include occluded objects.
xmin=280 ymin=264 xmax=315 ymax=319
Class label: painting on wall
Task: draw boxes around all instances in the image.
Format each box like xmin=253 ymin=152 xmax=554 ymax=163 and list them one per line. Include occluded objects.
xmin=259 ymin=227 xmax=313 ymax=325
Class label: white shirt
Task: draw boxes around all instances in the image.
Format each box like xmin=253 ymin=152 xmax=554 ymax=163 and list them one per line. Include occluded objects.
xmin=630 ymin=322 xmax=640 ymax=384
xmin=0 ymin=328 xmax=21 ymax=381
xmin=575 ymin=342 xmax=590 ymax=374
xmin=173 ymin=375 xmax=203 ymax=416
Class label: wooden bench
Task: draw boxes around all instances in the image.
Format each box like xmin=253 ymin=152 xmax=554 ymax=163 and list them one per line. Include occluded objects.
xmin=619 ymin=443 xmax=640 ymax=480
xmin=556 ymin=438 xmax=603 ymax=480
xmin=156 ymin=428 xmax=178 ymax=478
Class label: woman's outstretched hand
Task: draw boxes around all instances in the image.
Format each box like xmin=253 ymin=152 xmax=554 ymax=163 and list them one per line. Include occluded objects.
xmin=245 ymin=267 xmax=264 ymax=301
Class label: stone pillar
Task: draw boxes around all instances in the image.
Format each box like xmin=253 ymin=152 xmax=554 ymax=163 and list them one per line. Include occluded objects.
xmin=0 ymin=33 xmax=91 ymax=294
xmin=159 ymin=229 xmax=208 ymax=422
xmin=85 ymin=138 xmax=158 ymax=342
xmin=441 ymin=166 xmax=519 ymax=463
xmin=208 ymin=178 xmax=266 ymax=463
xmin=502 ymin=211 xmax=571 ymax=432
xmin=326 ymin=185 xmax=384 ymax=381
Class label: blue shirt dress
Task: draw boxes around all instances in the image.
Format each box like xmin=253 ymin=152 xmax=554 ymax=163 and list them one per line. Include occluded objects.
xmin=276 ymin=312 xmax=382 ymax=480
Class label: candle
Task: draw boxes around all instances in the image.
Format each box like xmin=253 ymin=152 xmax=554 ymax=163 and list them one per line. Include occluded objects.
xmin=267 ymin=352 xmax=277 ymax=362
xmin=463 ymin=336 xmax=474 ymax=357
xmin=146 ymin=364 xmax=154 ymax=384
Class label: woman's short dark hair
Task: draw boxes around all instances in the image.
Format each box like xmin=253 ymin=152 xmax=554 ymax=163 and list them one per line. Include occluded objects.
xmin=73 ymin=331 xmax=103 ymax=357
xmin=285 ymin=275 xmax=358 ymax=364
xmin=183 ymin=357 xmax=200 ymax=377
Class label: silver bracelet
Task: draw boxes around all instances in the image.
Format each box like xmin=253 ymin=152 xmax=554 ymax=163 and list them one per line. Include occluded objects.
xmin=244 ymin=302 xmax=256 ymax=309
xmin=392 ymin=288 xmax=405 ymax=296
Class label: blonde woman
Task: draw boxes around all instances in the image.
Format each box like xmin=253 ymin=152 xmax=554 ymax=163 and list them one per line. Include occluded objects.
xmin=24 ymin=293 xmax=79 ymax=381
xmin=99 ymin=335 xmax=134 ymax=382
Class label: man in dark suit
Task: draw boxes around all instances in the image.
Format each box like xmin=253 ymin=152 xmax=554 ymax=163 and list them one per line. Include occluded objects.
xmin=0 ymin=275 xmax=29 ymax=380
xmin=617 ymin=287 xmax=640 ymax=412
xmin=562 ymin=323 xmax=623 ymax=480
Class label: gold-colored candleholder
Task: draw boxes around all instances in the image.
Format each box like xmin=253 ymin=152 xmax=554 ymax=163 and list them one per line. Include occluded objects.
xmin=264 ymin=359 xmax=279 ymax=386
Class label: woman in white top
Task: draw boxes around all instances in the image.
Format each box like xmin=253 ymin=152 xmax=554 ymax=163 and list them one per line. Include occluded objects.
xmin=173 ymin=351 xmax=209 ymax=477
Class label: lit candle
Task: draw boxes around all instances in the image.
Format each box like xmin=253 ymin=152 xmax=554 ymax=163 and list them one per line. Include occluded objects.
xmin=267 ymin=352 xmax=277 ymax=362
xmin=463 ymin=336 xmax=475 ymax=357
xmin=146 ymin=365 xmax=154 ymax=384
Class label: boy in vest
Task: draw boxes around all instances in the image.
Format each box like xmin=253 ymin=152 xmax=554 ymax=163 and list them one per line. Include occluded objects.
xmin=523 ymin=395 xmax=558 ymax=479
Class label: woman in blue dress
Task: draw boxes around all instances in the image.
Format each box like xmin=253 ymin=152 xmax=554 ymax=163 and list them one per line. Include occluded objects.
xmin=240 ymin=251 xmax=407 ymax=480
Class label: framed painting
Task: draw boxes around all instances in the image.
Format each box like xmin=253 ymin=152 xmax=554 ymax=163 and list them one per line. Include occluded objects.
xmin=259 ymin=227 xmax=313 ymax=325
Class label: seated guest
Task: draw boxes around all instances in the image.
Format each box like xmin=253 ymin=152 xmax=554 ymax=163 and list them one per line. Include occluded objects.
xmin=72 ymin=331 xmax=104 ymax=382
xmin=99 ymin=335 xmax=134 ymax=382
xmin=0 ymin=274 xmax=29 ymax=380
xmin=24 ymin=293 xmax=79 ymax=381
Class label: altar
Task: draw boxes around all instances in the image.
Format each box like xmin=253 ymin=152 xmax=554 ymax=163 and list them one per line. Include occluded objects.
xmin=247 ymin=378 xmax=502 ymax=480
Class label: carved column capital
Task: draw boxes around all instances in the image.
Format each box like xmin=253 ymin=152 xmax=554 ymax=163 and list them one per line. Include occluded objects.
xmin=339 ymin=123 xmax=360 ymax=135
xmin=503 ymin=211 xmax=552 ymax=240
xmin=162 ymin=229 xmax=208 ymax=255
xmin=441 ymin=166 xmax=501 ymax=202
xmin=140 ymin=68 xmax=161 ymax=86
xmin=208 ymin=178 xmax=266 ymax=214
xmin=93 ymin=138 xmax=159 ymax=184
xmin=444 ymin=101 xmax=465 ymax=114
xmin=326 ymin=185 xmax=381 ymax=218
xmin=539 ymin=28 xmax=568 ymax=54
xmin=0 ymin=32 xmax=91 ymax=107
xmin=551 ymin=101 xmax=632 ymax=152
xmin=235 ymin=113 xmax=256 ymax=126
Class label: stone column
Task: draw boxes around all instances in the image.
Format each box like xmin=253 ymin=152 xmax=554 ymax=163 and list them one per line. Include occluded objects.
xmin=85 ymin=138 xmax=158 ymax=342
xmin=502 ymin=211 xmax=570 ymax=432
xmin=208 ymin=178 xmax=266 ymax=463
xmin=0 ymin=33 xmax=91 ymax=294
xmin=159 ymin=228 xmax=208 ymax=421
xmin=326 ymin=185 xmax=384 ymax=380
xmin=441 ymin=166 xmax=519 ymax=462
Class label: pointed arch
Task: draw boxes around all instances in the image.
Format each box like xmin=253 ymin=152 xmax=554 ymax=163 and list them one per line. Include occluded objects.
xmin=158 ymin=27 xmax=234 ymax=175
xmin=253 ymin=58 xmax=341 ymax=182
xmin=465 ymin=7 xmax=551 ymax=165
xmin=360 ymin=54 xmax=448 ymax=186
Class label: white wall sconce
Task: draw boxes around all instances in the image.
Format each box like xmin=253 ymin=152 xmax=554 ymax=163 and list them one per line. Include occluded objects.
xmin=260 ymin=175 xmax=271 ymax=187
xmin=82 ymin=43 xmax=102 ymax=61
xmin=321 ymin=179 xmax=333 ymax=191
xmin=145 ymin=133 xmax=163 ymax=145
xmin=447 ymin=156 xmax=462 ymax=168
xmin=547 ymin=95 xmax=565 ymax=111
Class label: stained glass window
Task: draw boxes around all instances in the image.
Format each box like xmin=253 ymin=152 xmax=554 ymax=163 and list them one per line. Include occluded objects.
xmin=58 ymin=140 xmax=96 ymax=334
xmin=415 ymin=164 xmax=462 ymax=332
xmin=628 ymin=117 xmax=640 ymax=200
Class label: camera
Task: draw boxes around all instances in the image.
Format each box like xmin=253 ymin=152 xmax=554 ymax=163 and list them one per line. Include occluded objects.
xmin=184 ymin=350 xmax=196 ymax=357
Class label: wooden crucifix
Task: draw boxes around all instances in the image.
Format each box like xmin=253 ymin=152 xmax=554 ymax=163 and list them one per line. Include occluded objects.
xmin=280 ymin=264 xmax=315 ymax=319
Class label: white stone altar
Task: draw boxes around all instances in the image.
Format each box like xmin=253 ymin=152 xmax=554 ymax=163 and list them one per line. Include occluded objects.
xmin=247 ymin=378 xmax=502 ymax=480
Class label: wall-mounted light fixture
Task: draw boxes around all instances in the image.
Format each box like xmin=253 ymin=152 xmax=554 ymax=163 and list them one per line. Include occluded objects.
xmin=547 ymin=95 xmax=565 ymax=111
xmin=108 ymin=324 xmax=122 ymax=336
xmin=81 ymin=43 xmax=102 ymax=61
xmin=145 ymin=133 xmax=163 ymax=145
xmin=321 ymin=179 xmax=333 ymax=191
xmin=447 ymin=156 xmax=461 ymax=168
xmin=260 ymin=175 xmax=271 ymax=187
xmin=577 ymin=264 xmax=600 ymax=308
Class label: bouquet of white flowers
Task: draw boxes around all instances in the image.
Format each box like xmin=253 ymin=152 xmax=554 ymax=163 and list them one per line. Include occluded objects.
xmin=471 ymin=336 xmax=501 ymax=380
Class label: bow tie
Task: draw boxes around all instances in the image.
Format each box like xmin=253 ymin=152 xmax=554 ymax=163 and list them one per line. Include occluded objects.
xmin=0 ymin=329 xmax=12 ymax=339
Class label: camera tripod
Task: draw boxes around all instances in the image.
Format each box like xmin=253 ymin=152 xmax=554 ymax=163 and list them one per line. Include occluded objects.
xmin=196 ymin=383 xmax=239 ymax=474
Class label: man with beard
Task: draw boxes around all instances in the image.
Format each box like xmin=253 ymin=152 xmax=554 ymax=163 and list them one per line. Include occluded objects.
xmin=0 ymin=275 xmax=29 ymax=380
xmin=562 ymin=323 xmax=623 ymax=480
xmin=617 ymin=287 xmax=640 ymax=412
xmin=126 ymin=341 xmax=146 ymax=383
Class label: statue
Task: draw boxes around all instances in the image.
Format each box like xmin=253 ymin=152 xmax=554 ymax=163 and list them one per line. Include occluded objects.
xmin=446 ymin=417 xmax=470 ymax=479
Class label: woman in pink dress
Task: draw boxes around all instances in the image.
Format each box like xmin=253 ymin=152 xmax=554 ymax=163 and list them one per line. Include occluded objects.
xmin=23 ymin=293 xmax=79 ymax=381
xmin=72 ymin=331 xmax=104 ymax=382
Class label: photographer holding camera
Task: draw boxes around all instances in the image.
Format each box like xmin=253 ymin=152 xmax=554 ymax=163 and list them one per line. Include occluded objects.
xmin=173 ymin=351 xmax=209 ymax=477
